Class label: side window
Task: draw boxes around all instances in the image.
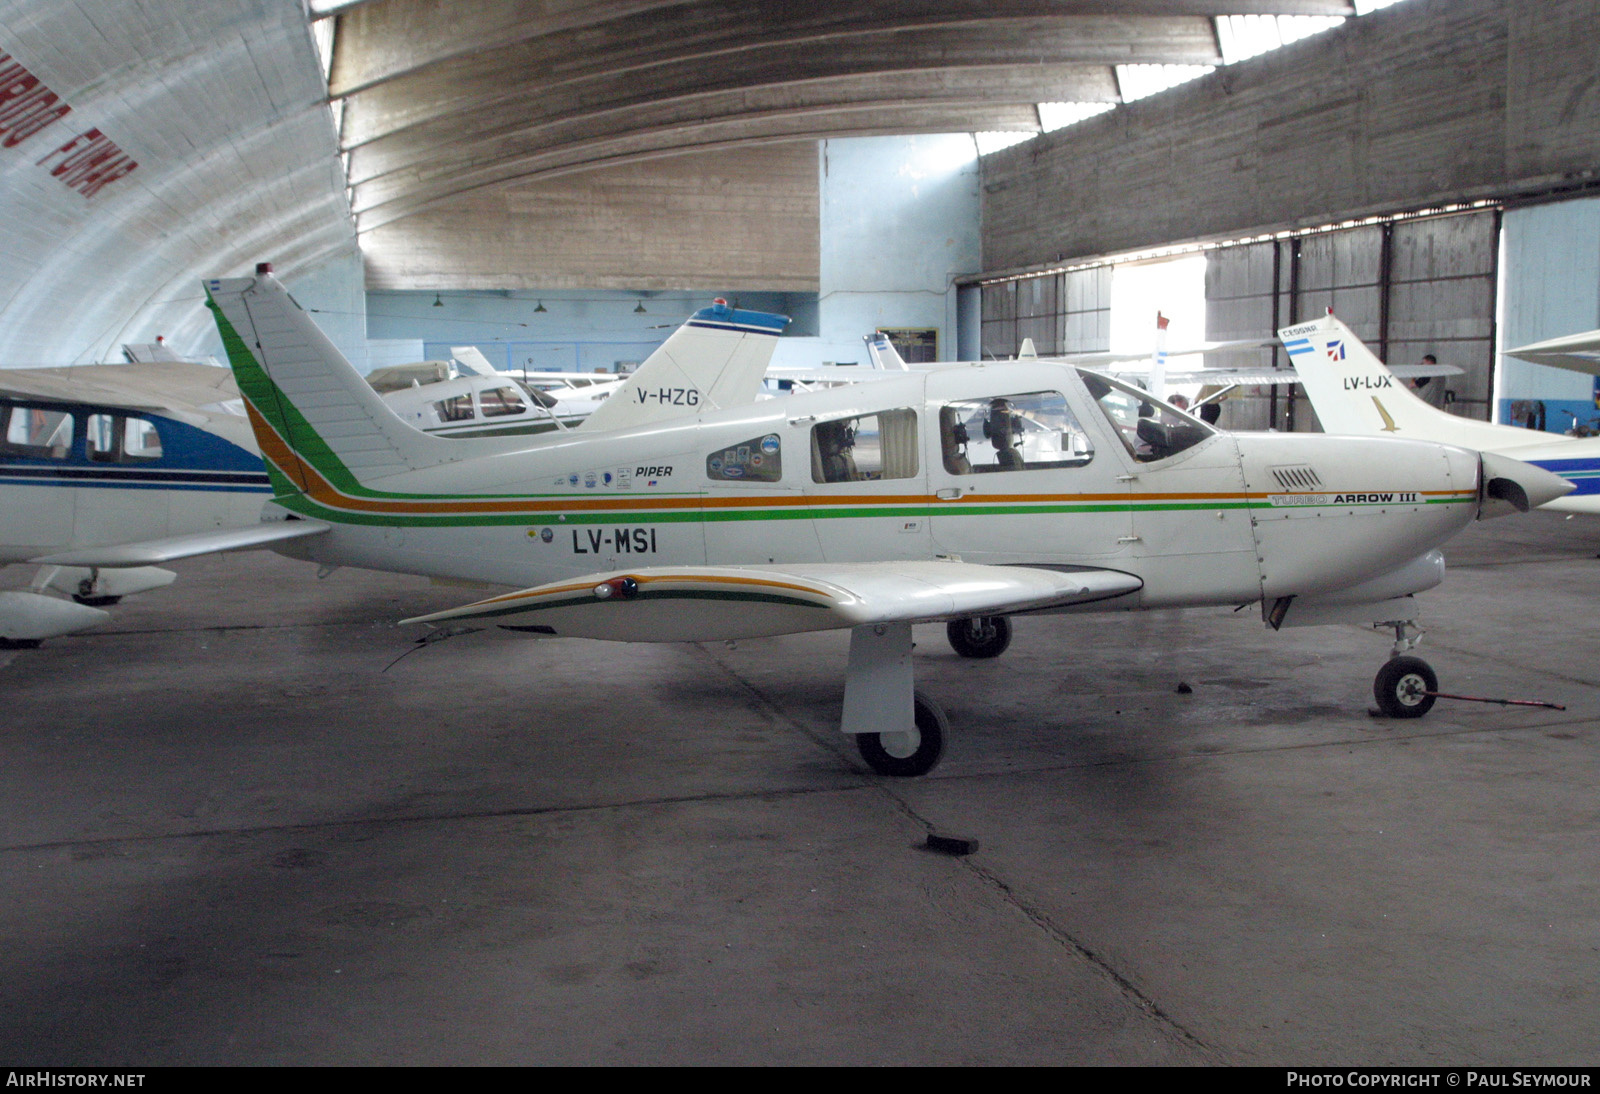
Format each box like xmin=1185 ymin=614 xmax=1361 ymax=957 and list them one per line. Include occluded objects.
xmin=479 ymin=385 xmax=526 ymax=418
xmin=434 ymin=393 xmax=474 ymax=422
xmin=84 ymin=413 xmax=165 ymax=462
xmin=940 ymin=391 xmax=1092 ymax=475
xmin=123 ymin=416 xmax=163 ymax=460
xmin=810 ymin=409 xmax=919 ymax=483
xmin=1 ymin=403 xmax=74 ymax=459
xmin=87 ymin=413 xmax=119 ymax=461
xmin=707 ymin=432 xmax=783 ymax=482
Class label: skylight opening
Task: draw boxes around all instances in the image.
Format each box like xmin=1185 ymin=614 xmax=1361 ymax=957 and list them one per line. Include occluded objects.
xmin=1215 ymin=15 xmax=1348 ymax=65
xmin=1037 ymin=102 xmax=1115 ymax=133
xmin=974 ymin=131 xmax=1035 ymax=157
xmin=1115 ymin=64 xmax=1216 ymax=104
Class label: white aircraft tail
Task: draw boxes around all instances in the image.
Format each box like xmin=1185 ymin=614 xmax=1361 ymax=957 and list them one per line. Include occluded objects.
xmin=204 ymin=266 xmax=478 ymax=495
xmin=450 ymin=345 xmax=500 ymax=376
xmin=864 ymin=332 xmax=910 ymax=370
xmin=1281 ymin=313 xmax=1511 ymax=449
xmin=577 ymin=299 xmax=790 ymax=433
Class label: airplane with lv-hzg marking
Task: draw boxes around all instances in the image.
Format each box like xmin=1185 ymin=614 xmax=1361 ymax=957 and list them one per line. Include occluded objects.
xmin=106 ymin=265 xmax=1568 ymax=776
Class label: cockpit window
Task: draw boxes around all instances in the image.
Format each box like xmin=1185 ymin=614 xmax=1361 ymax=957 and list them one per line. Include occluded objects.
xmin=811 ymin=409 xmax=919 ymax=483
xmin=939 ymin=391 xmax=1092 ymax=475
xmin=479 ymin=385 xmax=527 ymax=418
xmin=1078 ymin=370 xmax=1214 ymax=462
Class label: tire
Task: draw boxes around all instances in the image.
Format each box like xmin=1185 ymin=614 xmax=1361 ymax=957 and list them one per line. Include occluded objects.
xmin=72 ymin=595 xmax=121 ymax=607
xmin=856 ymin=692 xmax=948 ymax=777
xmin=1374 ymin=656 xmax=1437 ymax=718
xmin=946 ymin=615 xmax=1012 ymax=659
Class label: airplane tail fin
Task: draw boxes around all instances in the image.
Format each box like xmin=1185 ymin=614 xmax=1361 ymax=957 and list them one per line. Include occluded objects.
xmin=1279 ymin=313 xmax=1459 ymax=436
xmin=577 ymin=299 xmax=789 ymax=432
xmin=864 ymin=332 xmax=910 ymax=370
xmin=450 ymin=345 xmax=500 ymax=376
xmin=204 ymin=266 xmax=466 ymax=498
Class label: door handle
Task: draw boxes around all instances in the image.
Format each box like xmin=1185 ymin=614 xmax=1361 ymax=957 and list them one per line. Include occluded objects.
xmin=935 ymin=488 xmax=962 ymax=500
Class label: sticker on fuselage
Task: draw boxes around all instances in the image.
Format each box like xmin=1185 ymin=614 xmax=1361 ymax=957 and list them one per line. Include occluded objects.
xmin=1268 ymin=492 xmax=1421 ymax=506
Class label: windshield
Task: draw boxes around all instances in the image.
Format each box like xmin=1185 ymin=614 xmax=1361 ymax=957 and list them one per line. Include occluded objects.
xmin=1077 ymin=369 xmax=1215 ymax=462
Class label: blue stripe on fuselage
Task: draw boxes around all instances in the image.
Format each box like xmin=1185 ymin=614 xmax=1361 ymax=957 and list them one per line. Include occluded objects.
xmin=1531 ymin=457 xmax=1600 ymax=495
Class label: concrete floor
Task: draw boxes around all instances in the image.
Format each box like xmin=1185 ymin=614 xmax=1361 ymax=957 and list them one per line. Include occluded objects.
xmin=2 ymin=512 xmax=1598 ymax=1065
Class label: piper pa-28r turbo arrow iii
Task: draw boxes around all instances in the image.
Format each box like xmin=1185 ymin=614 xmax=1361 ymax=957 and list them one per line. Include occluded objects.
xmin=199 ymin=266 xmax=1569 ymax=775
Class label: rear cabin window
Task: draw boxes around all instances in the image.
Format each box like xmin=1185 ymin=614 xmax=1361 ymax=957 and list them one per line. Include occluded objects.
xmin=811 ymin=409 xmax=919 ymax=483
xmin=939 ymin=391 xmax=1092 ymax=475
xmin=434 ymin=393 xmax=474 ymax=422
xmin=1 ymin=404 xmax=74 ymax=459
xmin=708 ymin=432 xmax=783 ymax=482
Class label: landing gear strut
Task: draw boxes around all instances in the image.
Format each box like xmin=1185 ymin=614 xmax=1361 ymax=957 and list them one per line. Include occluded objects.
xmin=946 ymin=615 xmax=1012 ymax=659
xmin=1373 ymin=620 xmax=1436 ymax=718
xmin=843 ymin=621 xmax=946 ymax=776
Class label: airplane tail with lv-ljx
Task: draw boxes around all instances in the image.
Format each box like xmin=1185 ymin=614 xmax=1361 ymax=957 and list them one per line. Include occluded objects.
xmin=1281 ymin=312 xmax=1600 ymax=514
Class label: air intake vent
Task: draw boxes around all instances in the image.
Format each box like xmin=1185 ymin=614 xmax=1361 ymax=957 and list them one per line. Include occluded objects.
xmin=1271 ymin=465 xmax=1323 ymax=490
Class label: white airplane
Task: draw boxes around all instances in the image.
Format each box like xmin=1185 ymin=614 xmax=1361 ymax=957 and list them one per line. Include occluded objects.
xmin=0 ymin=295 xmax=788 ymax=644
xmin=0 ymin=362 xmax=281 ymax=644
xmin=1280 ymin=312 xmax=1600 ymax=515
xmin=91 ymin=266 xmax=1559 ymax=778
xmin=1506 ymin=329 xmax=1600 ymax=375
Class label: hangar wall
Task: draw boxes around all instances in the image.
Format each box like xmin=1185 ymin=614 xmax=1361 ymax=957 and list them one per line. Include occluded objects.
xmin=1498 ymin=198 xmax=1600 ymax=429
xmin=979 ymin=0 xmax=1600 ymax=274
xmin=360 ymin=143 xmax=820 ymax=294
xmin=816 ymin=135 xmax=981 ymax=363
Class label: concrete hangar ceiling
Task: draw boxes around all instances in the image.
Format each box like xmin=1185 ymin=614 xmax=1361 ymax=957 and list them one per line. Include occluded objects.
xmin=330 ymin=0 xmax=1356 ymax=290
xmin=0 ymin=1 xmax=1357 ymax=363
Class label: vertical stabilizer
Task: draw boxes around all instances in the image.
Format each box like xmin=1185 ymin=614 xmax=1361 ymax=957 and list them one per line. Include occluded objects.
xmin=450 ymin=345 xmax=500 ymax=376
xmin=204 ymin=268 xmax=461 ymax=495
xmin=1281 ymin=313 xmax=1459 ymax=436
xmin=865 ymin=332 xmax=910 ymax=370
xmin=577 ymin=299 xmax=789 ymax=433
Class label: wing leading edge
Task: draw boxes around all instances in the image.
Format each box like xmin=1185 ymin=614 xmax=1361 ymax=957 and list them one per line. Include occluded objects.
xmin=403 ymin=560 xmax=1142 ymax=643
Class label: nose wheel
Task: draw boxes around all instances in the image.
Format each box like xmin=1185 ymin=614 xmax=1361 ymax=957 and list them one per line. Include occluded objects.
xmin=1374 ymin=655 xmax=1437 ymax=718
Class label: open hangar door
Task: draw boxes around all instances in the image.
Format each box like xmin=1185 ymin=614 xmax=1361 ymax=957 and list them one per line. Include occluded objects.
xmin=1205 ymin=208 xmax=1500 ymax=432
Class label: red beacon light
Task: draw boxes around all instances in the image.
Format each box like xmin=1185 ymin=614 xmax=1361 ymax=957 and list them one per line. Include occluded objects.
xmin=256 ymin=262 xmax=274 ymax=275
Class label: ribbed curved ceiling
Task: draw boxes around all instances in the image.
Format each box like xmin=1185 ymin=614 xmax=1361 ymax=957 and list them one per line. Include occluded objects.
xmin=333 ymin=0 xmax=1355 ymax=234
xmin=0 ymin=1 xmax=1360 ymax=363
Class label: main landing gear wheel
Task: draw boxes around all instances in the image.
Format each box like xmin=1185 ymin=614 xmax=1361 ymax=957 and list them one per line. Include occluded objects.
xmin=1374 ymin=656 xmax=1437 ymax=719
xmin=947 ymin=615 xmax=1012 ymax=659
xmin=856 ymin=691 xmax=948 ymax=777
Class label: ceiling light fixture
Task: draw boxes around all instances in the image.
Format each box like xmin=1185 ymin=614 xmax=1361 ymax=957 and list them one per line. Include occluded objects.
xmin=432 ymin=293 xmax=443 ymax=307
xmin=534 ymin=300 xmax=547 ymax=313
xmin=634 ymin=299 xmax=647 ymax=314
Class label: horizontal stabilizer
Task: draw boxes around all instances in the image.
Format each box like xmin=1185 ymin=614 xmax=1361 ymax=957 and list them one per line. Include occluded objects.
xmin=30 ymin=520 xmax=329 ymax=568
xmin=403 ymin=560 xmax=1142 ymax=644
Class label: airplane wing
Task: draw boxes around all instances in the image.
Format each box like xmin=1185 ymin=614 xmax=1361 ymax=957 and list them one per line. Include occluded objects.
xmin=402 ymin=560 xmax=1142 ymax=643
xmin=29 ymin=520 xmax=330 ymax=567
xmin=1505 ymin=330 xmax=1600 ymax=375
xmin=1102 ymin=361 xmax=1463 ymax=388
xmin=0 ymin=362 xmax=241 ymax=415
